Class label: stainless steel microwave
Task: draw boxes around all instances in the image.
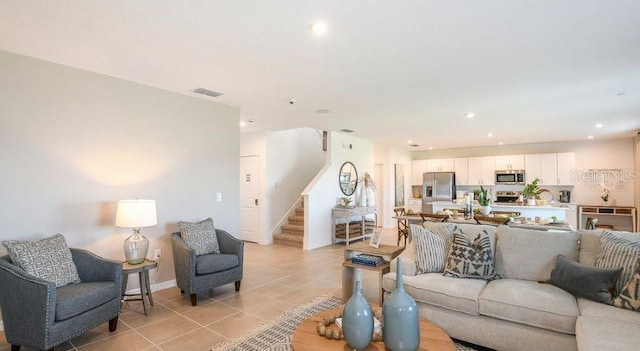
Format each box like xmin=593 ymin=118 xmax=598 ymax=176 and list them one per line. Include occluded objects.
xmin=495 ymin=170 xmax=525 ymax=185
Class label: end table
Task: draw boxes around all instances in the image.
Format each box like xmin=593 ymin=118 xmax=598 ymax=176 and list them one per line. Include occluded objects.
xmin=121 ymin=259 xmax=158 ymax=315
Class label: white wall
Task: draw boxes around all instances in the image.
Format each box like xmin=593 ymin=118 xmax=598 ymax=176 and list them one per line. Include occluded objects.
xmin=0 ymin=51 xmax=240 ymax=290
xmin=304 ymin=132 xmax=374 ymax=250
xmin=412 ymin=138 xmax=637 ymax=206
xmin=266 ymin=128 xmax=325 ymax=241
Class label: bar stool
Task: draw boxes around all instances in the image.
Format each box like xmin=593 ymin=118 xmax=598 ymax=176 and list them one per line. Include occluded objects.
xmin=394 ymin=207 xmax=409 ymax=246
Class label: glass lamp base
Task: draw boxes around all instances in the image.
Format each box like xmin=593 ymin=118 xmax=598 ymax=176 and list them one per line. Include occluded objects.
xmin=124 ymin=230 xmax=149 ymax=265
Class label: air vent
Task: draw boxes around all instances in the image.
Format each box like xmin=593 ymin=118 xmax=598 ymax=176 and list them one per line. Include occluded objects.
xmin=340 ymin=129 xmax=355 ymax=133
xmin=409 ymin=143 xmax=420 ymax=147
xmin=192 ymin=88 xmax=223 ymax=98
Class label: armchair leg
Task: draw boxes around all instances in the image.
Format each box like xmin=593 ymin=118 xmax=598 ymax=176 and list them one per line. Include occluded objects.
xmin=11 ymin=345 xmax=19 ymax=351
xmin=190 ymin=293 xmax=198 ymax=306
xmin=235 ymin=280 xmax=241 ymax=292
xmin=109 ymin=316 xmax=119 ymax=332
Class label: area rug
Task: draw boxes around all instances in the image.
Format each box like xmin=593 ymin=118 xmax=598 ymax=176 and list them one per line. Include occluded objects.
xmin=211 ymin=295 xmax=485 ymax=351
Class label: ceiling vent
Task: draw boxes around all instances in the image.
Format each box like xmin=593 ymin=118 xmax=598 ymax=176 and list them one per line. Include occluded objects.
xmin=192 ymin=88 xmax=223 ymax=98
xmin=340 ymin=129 xmax=355 ymax=133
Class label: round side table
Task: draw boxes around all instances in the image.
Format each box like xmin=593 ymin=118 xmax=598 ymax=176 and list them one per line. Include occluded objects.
xmin=121 ymin=259 xmax=158 ymax=315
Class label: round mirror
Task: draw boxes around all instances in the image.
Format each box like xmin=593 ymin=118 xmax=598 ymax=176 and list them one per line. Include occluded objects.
xmin=339 ymin=162 xmax=358 ymax=196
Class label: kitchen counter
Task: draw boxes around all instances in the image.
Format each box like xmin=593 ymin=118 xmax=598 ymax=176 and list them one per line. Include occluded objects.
xmin=430 ymin=202 xmax=568 ymax=220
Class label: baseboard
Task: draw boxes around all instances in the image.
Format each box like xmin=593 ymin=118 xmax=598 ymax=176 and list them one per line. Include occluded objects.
xmin=0 ymin=280 xmax=178 ymax=332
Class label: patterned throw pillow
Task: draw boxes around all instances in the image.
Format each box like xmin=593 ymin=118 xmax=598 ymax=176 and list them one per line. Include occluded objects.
xmin=178 ymin=218 xmax=220 ymax=255
xmin=443 ymin=229 xmax=499 ymax=280
xmin=2 ymin=233 xmax=80 ymax=287
xmin=613 ymin=265 xmax=640 ymax=311
xmin=595 ymin=231 xmax=640 ymax=294
xmin=411 ymin=224 xmax=454 ymax=274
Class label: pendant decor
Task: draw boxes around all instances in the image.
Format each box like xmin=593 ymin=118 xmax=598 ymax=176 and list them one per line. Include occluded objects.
xmin=342 ymin=281 xmax=374 ymax=350
xmin=383 ymin=257 xmax=420 ymax=351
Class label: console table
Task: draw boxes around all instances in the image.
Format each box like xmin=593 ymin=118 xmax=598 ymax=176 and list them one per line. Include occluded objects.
xmin=578 ymin=205 xmax=637 ymax=232
xmin=331 ymin=206 xmax=378 ymax=244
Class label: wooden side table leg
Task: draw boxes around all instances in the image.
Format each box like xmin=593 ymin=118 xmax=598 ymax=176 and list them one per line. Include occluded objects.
xmin=380 ymin=266 xmax=390 ymax=306
xmin=121 ymin=273 xmax=129 ymax=303
xmin=342 ymin=264 xmax=354 ymax=303
xmin=144 ymin=270 xmax=154 ymax=306
xmin=138 ymin=272 xmax=148 ymax=315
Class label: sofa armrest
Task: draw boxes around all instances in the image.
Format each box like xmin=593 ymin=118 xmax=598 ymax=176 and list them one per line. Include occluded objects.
xmin=216 ymin=229 xmax=244 ymax=266
xmin=171 ymin=232 xmax=196 ymax=289
xmin=0 ymin=257 xmax=57 ymax=334
xmin=71 ymin=248 xmax=122 ymax=285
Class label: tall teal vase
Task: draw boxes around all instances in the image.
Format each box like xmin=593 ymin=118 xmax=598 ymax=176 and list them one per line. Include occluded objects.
xmin=383 ymin=257 xmax=420 ymax=351
xmin=342 ymin=280 xmax=374 ymax=350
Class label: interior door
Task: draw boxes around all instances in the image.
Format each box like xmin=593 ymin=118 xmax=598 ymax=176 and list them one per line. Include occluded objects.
xmin=240 ymin=156 xmax=260 ymax=243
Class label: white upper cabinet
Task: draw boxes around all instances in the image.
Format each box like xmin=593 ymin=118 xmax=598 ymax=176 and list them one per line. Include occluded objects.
xmin=525 ymin=153 xmax=561 ymax=185
xmin=412 ymin=160 xmax=427 ymax=185
xmin=556 ymin=152 xmax=576 ymax=185
xmin=467 ymin=156 xmax=495 ymax=185
xmin=494 ymin=155 xmax=525 ymax=170
xmin=454 ymin=158 xmax=469 ymax=185
xmin=425 ymin=158 xmax=454 ymax=172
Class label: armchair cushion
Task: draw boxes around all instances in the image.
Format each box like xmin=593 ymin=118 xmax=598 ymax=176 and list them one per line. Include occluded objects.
xmin=196 ymin=254 xmax=239 ymax=275
xmin=178 ymin=218 xmax=220 ymax=255
xmin=2 ymin=234 xmax=80 ymax=287
xmin=55 ymin=281 xmax=118 ymax=321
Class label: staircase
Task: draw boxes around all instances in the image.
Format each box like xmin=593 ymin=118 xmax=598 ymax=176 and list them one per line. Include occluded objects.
xmin=273 ymin=202 xmax=304 ymax=248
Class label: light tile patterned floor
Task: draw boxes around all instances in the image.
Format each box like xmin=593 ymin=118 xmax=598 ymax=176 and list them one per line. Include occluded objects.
xmin=0 ymin=228 xmax=401 ymax=351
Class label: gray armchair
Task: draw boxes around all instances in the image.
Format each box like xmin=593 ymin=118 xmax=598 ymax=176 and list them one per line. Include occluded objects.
xmin=171 ymin=229 xmax=244 ymax=306
xmin=0 ymin=249 xmax=122 ymax=351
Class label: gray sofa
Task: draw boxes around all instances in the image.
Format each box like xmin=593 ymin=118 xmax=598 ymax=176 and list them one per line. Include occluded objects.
xmin=0 ymin=249 xmax=122 ymax=350
xmin=383 ymin=223 xmax=640 ymax=351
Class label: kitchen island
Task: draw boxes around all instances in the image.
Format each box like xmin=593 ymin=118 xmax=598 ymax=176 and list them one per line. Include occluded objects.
xmin=430 ymin=201 xmax=568 ymax=220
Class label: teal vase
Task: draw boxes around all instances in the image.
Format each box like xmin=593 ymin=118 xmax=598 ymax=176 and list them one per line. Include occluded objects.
xmin=342 ymin=280 xmax=374 ymax=350
xmin=383 ymin=257 xmax=420 ymax=351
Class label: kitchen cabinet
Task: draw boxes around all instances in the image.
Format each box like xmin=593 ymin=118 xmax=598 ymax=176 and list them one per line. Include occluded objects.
xmin=494 ymin=155 xmax=525 ymax=170
xmin=454 ymin=158 xmax=468 ymax=185
xmin=407 ymin=198 xmax=422 ymax=213
xmin=525 ymin=153 xmax=558 ymax=185
xmin=467 ymin=156 xmax=495 ymax=186
xmin=412 ymin=160 xmax=427 ymax=185
xmin=425 ymin=158 xmax=454 ymax=172
xmin=556 ymin=152 xmax=575 ymax=185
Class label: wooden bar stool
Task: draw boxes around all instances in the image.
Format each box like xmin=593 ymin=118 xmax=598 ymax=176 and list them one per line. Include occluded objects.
xmin=394 ymin=207 xmax=409 ymax=246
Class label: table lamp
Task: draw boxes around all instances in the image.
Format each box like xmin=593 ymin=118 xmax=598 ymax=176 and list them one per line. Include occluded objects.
xmin=116 ymin=199 xmax=157 ymax=264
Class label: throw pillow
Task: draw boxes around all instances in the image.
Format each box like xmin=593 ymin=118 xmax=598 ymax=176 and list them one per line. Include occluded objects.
xmin=613 ymin=265 xmax=640 ymax=311
xmin=178 ymin=218 xmax=220 ymax=255
xmin=549 ymin=255 xmax=622 ymax=304
xmin=595 ymin=231 xmax=640 ymax=294
xmin=443 ymin=229 xmax=499 ymax=280
xmin=411 ymin=224 xmax=454 ymax=274
xmin=2 ymin=233 xmax=81 ymax=287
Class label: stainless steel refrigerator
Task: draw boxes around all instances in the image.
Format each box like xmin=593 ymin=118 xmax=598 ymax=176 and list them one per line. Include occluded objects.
xmin=422 ymin=172 xmax=456 ymax=213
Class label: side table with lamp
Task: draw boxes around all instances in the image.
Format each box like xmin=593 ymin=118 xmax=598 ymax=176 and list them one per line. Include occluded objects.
xmin=115 ymin=199 xmax=159 ymax=315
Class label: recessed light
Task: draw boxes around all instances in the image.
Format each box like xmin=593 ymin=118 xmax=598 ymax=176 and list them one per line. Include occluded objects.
xmin=407 ymin=140 xmax=413 ymax=144
xmin=409 ymin=143 xmax=420 ymax=147
xmin=340 ymin=129 xmax=354 ymax=133
xmin=498 ymin=142 xmax=504 ymax=146
xmin=464 ymin=112 xmax=475 ymax=119
xmin=316 ymin=109 xmax=331 ymax=114
xmin=587 ymin=135 xmax=595 ymax=139
xmin=310 ymin=21 xmax=328 ymax=36
xmin=239 ymin=121 xmax=246 ymax=127
xmin=595 ymin=123 xmax=603 ymax=128
xmin=487 ymin=133 xmax=494 ymax=137
xmin=428 ymin=146 xmax=434 ymax=150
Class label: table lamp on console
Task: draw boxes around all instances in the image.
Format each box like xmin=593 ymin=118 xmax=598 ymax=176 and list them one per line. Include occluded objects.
xmin=116 ymin=199 xmax=157 ymax=265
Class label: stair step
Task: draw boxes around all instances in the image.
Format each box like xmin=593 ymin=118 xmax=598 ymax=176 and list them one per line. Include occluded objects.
xmin=295 ymin=207 xmax=304 ymax=215
xmin=288 ymin=215 xmax=304 ymax=225
xmin=281 ymin=224 xmax=304 ymax=235
xmin=273 ymin=233 xmax=303 ymax=248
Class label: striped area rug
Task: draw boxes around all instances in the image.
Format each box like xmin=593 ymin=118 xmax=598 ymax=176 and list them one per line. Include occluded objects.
xmin=211 ymin=295 xmax=485 ymax=351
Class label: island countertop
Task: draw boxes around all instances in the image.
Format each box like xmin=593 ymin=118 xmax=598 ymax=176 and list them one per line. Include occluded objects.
xmin=429 ymin=202 xmax=568 ymax=220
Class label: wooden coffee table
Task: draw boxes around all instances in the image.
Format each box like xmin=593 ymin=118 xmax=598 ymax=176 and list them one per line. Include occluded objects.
xmin=291 ymin=306 xmax=455 ymax=351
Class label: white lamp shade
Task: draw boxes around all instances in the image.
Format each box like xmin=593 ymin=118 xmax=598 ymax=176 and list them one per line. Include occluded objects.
xmin=115 ymin=199 xmax=158 ymax=228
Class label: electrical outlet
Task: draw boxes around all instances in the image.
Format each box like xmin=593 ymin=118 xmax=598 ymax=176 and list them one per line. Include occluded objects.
xmin=154 ymin=249 xmax=161 ymax=260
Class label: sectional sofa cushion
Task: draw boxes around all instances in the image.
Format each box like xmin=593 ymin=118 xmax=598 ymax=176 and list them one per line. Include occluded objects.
xmin=595 ymin=231 xmax=640 ymax=294
xmin=178 ymin=218 xmax=220 ymax=255
xmin=479 ymin=279 xmax=579 ymax=334
xmin=576 ymin=316 xmax=640 ymax=351
xmin=2 ymin=233 xmax=81 ymax=287
xmin=411 ymin=224 xmax=454 ymax=273
xmin=613 ymin=265 xmax=640 ymax=311
xmin=549 ymin=255 xmax=622 ymax=304
xmin=494 ymin=226 xmax=579 ymax=281
xmin=579 ymin=229 xmax=640 ymax=266
xmin=443 ymin=230 xmax=498 ymax=280
xmin=577 ymin=298 xmax=640 ymax=325
xmin=383 ymin=272 xmax=487 ymax=315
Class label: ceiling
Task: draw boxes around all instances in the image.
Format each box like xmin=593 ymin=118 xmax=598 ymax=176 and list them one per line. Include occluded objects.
xmin=1 ymin=1 xmax=639 ymax=151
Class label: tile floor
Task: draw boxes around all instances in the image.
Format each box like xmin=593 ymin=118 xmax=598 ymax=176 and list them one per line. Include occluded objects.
xmin=0 ymin=228 xmax=401 ymax=351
